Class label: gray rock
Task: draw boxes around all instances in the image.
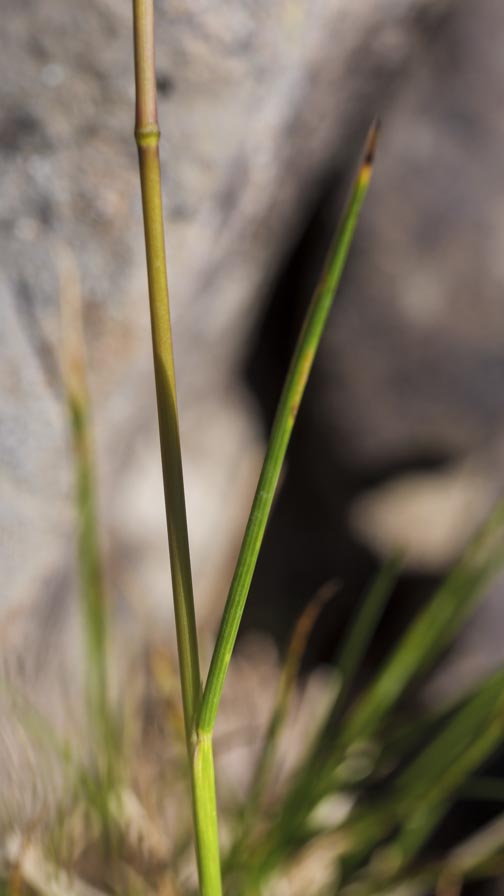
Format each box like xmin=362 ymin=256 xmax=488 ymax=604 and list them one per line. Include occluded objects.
xmin=0 ymin=0 xmax=446 ymax=649
xmin=243 ymin=0 xmax=504 ymax=691
xmin=3 ymin=0 xmax=504 ymax=825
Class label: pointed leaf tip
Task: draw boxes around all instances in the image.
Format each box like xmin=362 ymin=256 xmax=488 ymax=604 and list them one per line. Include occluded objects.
xmin=364 ymin=119 xmax=380 ymax=169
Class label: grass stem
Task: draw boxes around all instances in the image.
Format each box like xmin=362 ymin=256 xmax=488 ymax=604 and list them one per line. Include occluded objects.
xmin=132 ymin=3 xmax=222 ymax=892
xmin=132 ymin=0 xmax=201 ymax=740
xmin=199 ymin=123 xmax=379 ymax=736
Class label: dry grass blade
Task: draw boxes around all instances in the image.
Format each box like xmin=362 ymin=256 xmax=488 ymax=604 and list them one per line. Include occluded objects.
xmin=227 ymin=583 xmax=336 ymax=869
xmin=3 ymin=833 xmax=108 ymax=896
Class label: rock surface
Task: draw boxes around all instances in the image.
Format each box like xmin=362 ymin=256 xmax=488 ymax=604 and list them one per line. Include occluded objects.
xmin=243 ymin=0 xmax=504 ymax=677
xmin=0 ymin=0 xmax=448 ymax=655
xmin=2 ymin=0 xmax=504 ymax=824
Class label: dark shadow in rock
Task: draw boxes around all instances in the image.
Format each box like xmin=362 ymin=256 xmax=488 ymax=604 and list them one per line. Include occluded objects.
xmin=0 ymin=107 xmax=50 ymax=155
xmin=240 ymin=161 xmax=452 ymax=672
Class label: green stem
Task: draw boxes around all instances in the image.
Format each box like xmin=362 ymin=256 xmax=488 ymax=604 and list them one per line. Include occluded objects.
xmin=132 ymin=0 xmax=201 ymax=740
xmin=199 ymin=124 xmax=379 ymax=736
xmin=132 ymin=3 xmax=221 ymax=893
xmin=192 ymin=734 xmax=222 ymax=895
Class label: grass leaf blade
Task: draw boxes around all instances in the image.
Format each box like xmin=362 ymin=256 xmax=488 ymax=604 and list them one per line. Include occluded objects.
xmin=199 ymin=122 xmax=380 ymax=736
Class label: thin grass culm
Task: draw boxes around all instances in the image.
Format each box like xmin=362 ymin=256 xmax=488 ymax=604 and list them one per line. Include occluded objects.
xmin=132 ymin=0 xmax=377 ymax=886
xmin=59 ymin=248 xmax=116 ymax=840
xmin=131 ymin=2 xmax=220 ymax=894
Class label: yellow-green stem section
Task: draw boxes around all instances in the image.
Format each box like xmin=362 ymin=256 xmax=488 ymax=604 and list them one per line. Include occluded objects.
xmin=135 ymin=135 xmax=201 ymax=739
xmin=133 ymin=0 xmax=200 ymax=743
xmin=135 ymin=136 xmax=222 ymax=893
xmin=192 ymin=734 xmax=222 ymax=895
xmin=132 ymin=2 xmax=222 ymax=892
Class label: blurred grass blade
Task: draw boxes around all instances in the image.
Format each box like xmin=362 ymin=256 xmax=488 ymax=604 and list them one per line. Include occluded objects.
xmin=393 ymin=666 xmax=504 ymax=864
xmin=199 ymin=121 xmax=380 ymax=737
xmin=227 ymin=582 xmax=336 ymax=869
xmin=445 ymin=811 xmax=504 ymax=878
xmin=58 ymin=247 xmax=116 ymax=805
xmin=265 ymin=507 xmax=504 ymax=867
xmin=336 ymin=813 xmax=504 ymax=896
xmin=373 ymin=693 xmax=465 ymax=775
xmin=274 ymin=557 xmax=401 ymax=829
xmin=336 ymin=554 xmax=402 ymax=715
xmin=338 ymin=667 xmax=504 ymax=879
xmin=3 ymin=832 xmax=108 ymax=896
xmin=249 ymin=582 xmax=335 ymax=807
xmin=340 ymin=504 xmax=504 ymax=749
xmin=317 ymin=555 xmax=402 ymax=748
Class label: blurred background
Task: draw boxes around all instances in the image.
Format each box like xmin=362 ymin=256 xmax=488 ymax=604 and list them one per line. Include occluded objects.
xmin=2 ymin=0 xmax=504 ymax=861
